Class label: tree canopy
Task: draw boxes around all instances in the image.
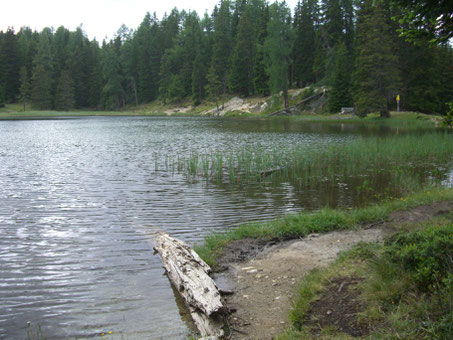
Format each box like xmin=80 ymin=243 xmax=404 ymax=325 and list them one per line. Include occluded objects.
xmin=389 ymin=0 xmax=453 ymax=44
xmin=0 ymin=0 xmax=451 ymax=115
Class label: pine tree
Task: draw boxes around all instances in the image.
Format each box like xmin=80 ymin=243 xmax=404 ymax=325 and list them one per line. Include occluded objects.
xmin=253 ymin=3 xmax=270 ymax=96
xmin=87 ymin=40 xmax=102 ymax=108
xmin=161 ymin=8 xmax=181 ymax=50
xmin=312 ymin=32 xmax=327 ymax=83
xmin=0 ymin=84 xmax=5 ymax=108
xmin=328 ymin=42 xmax=352 ymax=113
xmin=31 ymin=64 xmax=52 ymax=109
xmin=438 ymin=46 xmax=453 ymax=114
xmin=264 ymin=1 xmax=294 ymax=109
xmin=399 ymin=39 xmax=443 ymax=113
xmin=231 ymin=0 xmax=247 ymax=40
xmin=101 ymin=45 xmax=124 ymax=110
xmin=192 ymin=12 xmax=214 ymax=105
xmin=353 ymin=0 xmax=401 ymax=117
xmin=179 ymin=12 xmax=202 ymax=97
xmin=148 ymin=15 xmax=163 ymax=101
xmin=135 ymin=13 xmax=163 ymax=103
xmin=229 ymin=7 xmax=254 ymax=96
xmin=341 ymin=0 xmax=355 ymax=52
xmin=322 ymin=0 xmax=343 ymax=47
xmin=206 ymin=65 xmax=222 ymax=110
xmin=210 ymin=0 xmax=232 ymax=109
xmin=17 ymin=28 xmax=38 ymax=85
xmin=31 ymin=29 xmax=54 ymax=110
xmin=67 ymin=27 xmax=92 ymax=108
xmin=119 ymin=28 xmax=140 ymax=107
xmin=4 ymin=28 xmax=20 ymax=102
xmin=192 ymin=51 xmax=207 ymax=105
xmin=18 ymin=66 xmax=31 ymax=111
xmin=0 ymin=28 xmax=20 ymax=103
xmin=53 ymin=26 xmax=70 ymax=81
xmin=0 ymin=31 xmax=5 ymax=103
xmin=158 ymin=51 xmax=173 ymax=105
xmin=157 ymin=11 xmax=201 ymax=104
xmin=54 ymin=69 xmax=75 ymax=111
xmin=167 ymin=74 xmax=185 ymax=102
xmin=293 ymin=0 xmax=318 ymax=87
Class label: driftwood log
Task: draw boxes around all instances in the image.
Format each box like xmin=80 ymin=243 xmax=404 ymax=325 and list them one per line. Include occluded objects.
xmin=154 ymin=232 xmax=225 ymax=338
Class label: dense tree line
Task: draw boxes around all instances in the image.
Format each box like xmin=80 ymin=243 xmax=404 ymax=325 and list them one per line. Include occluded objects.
xmin=0 ymin=0 xmax=452 ymax=115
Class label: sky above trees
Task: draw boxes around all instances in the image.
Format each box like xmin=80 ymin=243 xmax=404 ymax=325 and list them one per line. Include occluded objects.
xmin=1 ymin=0 xmax=298 ymax=41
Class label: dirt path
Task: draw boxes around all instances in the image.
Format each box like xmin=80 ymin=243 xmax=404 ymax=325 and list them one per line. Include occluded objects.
xmin=215 ymin=201 xmax=452 ymax=339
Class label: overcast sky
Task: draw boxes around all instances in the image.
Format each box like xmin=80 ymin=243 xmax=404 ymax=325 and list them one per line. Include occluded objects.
xmin=1 ymin=0 xmax=298 ymax=41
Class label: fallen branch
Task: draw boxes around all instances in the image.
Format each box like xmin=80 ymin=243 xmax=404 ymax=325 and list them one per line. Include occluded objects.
xmin=154 ymin=232 xmax=226 ymax=338
xmin=269 ymin=90 xmax=327 ymax=116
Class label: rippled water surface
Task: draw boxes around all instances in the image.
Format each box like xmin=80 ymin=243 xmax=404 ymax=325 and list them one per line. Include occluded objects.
xmin=0 ymin=117 xmax=448 ymax=339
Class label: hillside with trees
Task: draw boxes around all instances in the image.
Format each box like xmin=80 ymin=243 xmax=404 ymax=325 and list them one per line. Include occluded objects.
xmin=0 ymin=0 xmax=452 ymax=115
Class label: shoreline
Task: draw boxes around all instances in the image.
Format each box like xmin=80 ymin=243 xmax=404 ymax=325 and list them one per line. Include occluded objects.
xmin=0 ymin=107 xmax=443 ymax=125
xmin=204 ymin=191 xmax=453 ymax=338
xmin=194 ymin=187 xmax=453 ymax=269
xmin=195 ymin=188 xmax=453 ymax=339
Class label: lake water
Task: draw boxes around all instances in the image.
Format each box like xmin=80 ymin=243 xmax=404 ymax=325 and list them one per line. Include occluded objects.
xmin=0 ymin=117 xmax=449 ymax=339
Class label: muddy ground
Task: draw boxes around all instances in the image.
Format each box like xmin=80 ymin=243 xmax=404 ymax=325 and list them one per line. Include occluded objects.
xmin=214 ymin=201 xmax=453 ymax=339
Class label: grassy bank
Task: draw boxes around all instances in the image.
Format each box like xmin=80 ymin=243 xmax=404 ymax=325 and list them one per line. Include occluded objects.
xmin=280 ymin=210 xmax=453 ymax=339
xmin=0 ymin=98 xmax=444 ymax=123
xmin=194 ymin=187 xmax=453 ymax=268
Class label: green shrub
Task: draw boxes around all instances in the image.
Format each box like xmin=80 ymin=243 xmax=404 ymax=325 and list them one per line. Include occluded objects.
xmin=384 ymin=225 xmax=453 ymax=292
xmin=441 ymin=102 xmax=453 ymax=127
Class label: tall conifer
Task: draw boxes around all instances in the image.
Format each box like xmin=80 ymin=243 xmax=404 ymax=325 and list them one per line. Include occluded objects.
xmin=264 ymin=1 xmax=294 ymax=109
xmin=253 ymin=3 xmax=270 ymax=96
xmin=229 ymin=6 xmax=254 ymax=96
xmin=353 ymin=0 xmax=401 ymax=117
xmin=328 ymin=42 xmax=352 ymax=113
xmin=18 ymin=66 xmax=31 ymax=111
xmin=31 ymin=29 xmax=53 ymax=110
xmin=54 ymin=69 xmax=75 ymax=111
xmin=210 ymin=0 xmax=232 ymax=109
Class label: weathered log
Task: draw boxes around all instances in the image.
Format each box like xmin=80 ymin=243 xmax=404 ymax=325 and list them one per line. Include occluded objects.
xmin=269 ymin=90 xmax=327 ymax=116
xmin=154 ymin=232 xmax=225 ymax=338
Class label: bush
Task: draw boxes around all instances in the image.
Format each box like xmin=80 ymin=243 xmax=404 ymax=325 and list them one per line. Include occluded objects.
xmin=384 ymin=225 xmax=453 ymax=292
xmin=442 ymin=102 xmax=453 ymax=128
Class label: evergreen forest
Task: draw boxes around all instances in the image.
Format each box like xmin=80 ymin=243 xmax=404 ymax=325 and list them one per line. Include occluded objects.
xmin=0 ymin=0 xmax=452 ymax=116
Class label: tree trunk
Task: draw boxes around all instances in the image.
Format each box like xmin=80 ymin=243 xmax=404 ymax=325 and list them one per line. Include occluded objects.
xmin=221 ymin=74 xmax=227 ymax=110
xmin=131 ymin=78 xmax=138 ymax=107
xmin=283 ymin=87 xmax=289 ymax=109
xmin=380 ymin=103 xmax=390 ymax=118
xmin=154 ymin=232 xmax=225 ymax=338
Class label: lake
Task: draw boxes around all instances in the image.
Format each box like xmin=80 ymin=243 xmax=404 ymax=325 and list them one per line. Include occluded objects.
xmin=0 ymin=116 xmax=450 ymax=339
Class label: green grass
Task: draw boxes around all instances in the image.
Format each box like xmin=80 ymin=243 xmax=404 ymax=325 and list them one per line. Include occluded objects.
xmin=173 ymin=133 xmax=453 ymax=205
xmin=281 ymin=212 xmax=453 ymax=339
xmin=194 ymin=187 xmax=453 ymax=268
